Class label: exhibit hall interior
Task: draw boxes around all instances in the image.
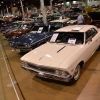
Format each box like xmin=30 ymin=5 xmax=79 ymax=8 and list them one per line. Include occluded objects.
xmin=0 ymin=0 xmax=100 ymax=100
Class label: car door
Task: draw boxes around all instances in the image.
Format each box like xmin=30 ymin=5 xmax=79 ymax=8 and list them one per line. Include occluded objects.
xmin=83 ymin=28 xmax=99 ymax=62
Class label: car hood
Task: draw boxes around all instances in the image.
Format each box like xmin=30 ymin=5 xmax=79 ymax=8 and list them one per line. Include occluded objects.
xmin=21 ymin=43 xmax=82 ymax=68
xmin=12 ymin=29 xmax=26 ymax=33
xmin=13 ymin=32 xmax=51 ymax=44
xmin=5 ymin=29 xmax=19 ymax=34
xmin=6 ymin=29 xmax=30 ymax=37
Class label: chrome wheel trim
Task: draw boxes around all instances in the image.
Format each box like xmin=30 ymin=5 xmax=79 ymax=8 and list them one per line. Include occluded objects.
xmin=73 ymin=65 xmax=80 ymax=80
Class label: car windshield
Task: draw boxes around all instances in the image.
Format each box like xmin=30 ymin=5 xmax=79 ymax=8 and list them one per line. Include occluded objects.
xmin=50 ymin=32 xmax=84 ymax=45
xmin=48 ymin=22 xmax=62 ymax=28
xmin=30 ymin=26 xmax=49 ymax=34
xmin=19 ymin=24 xmax=32 ymax=29
xmin=33 ymin=17 xmax=43 ymax=22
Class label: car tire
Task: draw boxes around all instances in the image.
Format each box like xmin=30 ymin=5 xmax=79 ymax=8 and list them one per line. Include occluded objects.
xmin=69 ymin=64 xmax=81 ymax=84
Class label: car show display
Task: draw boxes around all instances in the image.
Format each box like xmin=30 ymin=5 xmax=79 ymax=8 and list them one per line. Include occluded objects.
xmin=0 ymin=3 xmax=100 ymax=85
xmin=3 ymin=21 xmax=34 ymax=40
xmin=1 ymin=0 xmax=100 ymax=99
xmin=9 ymin=24 xmax=60 ymax=52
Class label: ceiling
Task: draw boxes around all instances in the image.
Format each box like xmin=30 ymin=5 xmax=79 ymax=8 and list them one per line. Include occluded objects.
xmin=0 ymin=0 xmax=81 ymax=14
xmin=0 ymin=0 xmax=80 ymax=8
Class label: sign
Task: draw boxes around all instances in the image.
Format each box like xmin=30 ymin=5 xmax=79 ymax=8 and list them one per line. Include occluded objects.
xmin=72 ymin=27 xmax=83 ymax=31
xmin=68 ymin=38 xmax=76 ymax=44
xmin=59 ymin=16 xmax=62 ymax=20
xmin=50 ymin=33 xmax=59 ymax=42
xmin=37 ymin=27 xmax=43 ymax=33
xmin=22 ymin=25 xmax=27 ymax=29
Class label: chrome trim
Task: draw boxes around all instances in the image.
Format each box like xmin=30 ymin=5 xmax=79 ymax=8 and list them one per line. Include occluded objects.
xmin=22 ymin=65 xmax=72 ymax=82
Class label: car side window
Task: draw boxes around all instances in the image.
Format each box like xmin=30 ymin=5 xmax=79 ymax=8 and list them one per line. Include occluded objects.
xmin=85 ymin=28 xmax=97 ymax=43
xmin=91 ymin=28 xmax=97 ymax=36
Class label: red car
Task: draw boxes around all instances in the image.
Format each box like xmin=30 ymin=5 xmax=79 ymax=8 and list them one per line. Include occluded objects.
xmin=3 ymin=21 xmax=34 ymax=40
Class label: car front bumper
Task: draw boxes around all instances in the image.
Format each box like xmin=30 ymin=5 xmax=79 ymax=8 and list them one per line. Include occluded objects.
xmin=22 ymin=65 xmax=72 ymax=82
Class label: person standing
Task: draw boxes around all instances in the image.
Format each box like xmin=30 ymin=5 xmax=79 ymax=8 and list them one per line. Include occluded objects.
xmin=77 ymin=12 xmax=85 ymax=25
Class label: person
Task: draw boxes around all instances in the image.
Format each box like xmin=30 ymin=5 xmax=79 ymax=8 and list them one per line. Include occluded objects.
xmin=77 ymin=12 xmax=85 ymax=25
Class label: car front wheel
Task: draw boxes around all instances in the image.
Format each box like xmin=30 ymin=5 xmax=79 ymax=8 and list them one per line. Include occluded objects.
xmin=69 ymin=64 xmax=81 ymax=84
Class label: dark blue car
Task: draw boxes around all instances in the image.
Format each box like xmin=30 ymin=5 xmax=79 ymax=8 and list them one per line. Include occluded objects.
xmin=9 ymin=25 xmax=59 ymax=52
xmin=0 ymin=22 xmax=19 ymax=32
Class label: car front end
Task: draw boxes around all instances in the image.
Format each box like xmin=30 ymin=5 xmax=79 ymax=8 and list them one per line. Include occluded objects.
xmin=21 ymin=61 xmax=72 ymax=82
xmin=9 ymin=41 xmax=33 ymax=52
xmin=20 ymin=41 xmax=83 ymax=82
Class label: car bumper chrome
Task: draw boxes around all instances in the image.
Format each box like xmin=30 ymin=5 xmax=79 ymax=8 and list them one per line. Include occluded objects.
xmin=15 ymin=48 xmax=32 ymax=52
xmin=22 ymin=66 xmax=72 ymax=82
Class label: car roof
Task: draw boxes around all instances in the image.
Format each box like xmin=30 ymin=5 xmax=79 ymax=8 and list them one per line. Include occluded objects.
xmin=12 ymin=21 xmax=25 ymax=23
xmin=50 ymin=18 xmax=70 ymax=23
xmin=55 ymin=25 xmax=97 ymax=33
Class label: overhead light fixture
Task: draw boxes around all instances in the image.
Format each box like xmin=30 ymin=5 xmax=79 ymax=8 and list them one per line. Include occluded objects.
xmin=73 ymin=1 xmax=76 ymax=4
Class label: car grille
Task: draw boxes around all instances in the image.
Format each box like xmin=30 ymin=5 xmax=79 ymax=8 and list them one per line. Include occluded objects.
xmin=15 ymin=44 xmax=26 ymax=48
xmin=27 ymin=63 xmax=55 ymax=74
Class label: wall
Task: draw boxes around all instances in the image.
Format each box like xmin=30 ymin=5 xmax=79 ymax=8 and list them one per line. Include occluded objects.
xmin=87 ymin=0 xmax=100 ymax=6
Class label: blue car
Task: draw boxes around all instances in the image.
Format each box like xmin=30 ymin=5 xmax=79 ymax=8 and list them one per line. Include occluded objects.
xmin=9 ymin=25 xmax=59 ymax=52
xmin=0 ymin=22 xmax=19 ymax=32
xmin=1 ymin=21 xmax=26 ymax=34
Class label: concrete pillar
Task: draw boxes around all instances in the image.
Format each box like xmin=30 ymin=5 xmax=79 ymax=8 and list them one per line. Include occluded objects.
xmin=40 ymin=0 xmax=47 ymax=25
xmin=26 ymin=7 xmax=29 ymax=18
xmin=19 ymin=0 xmax=25 ymax=20
xmin=69 ymin=1 xmax=73 ymax=8
xmin=1 ymin=10 xmax=3 ymax=16
xmin=63 ymin=0 xmax=66 ymax=11
xmin=6 ymin=5 xmax=9 ymax=17
xmin=26 ymin=7 xmax=28 ymax=13
xmin=85 ymin=0 xmax=88 ymax=7
xmin=50 ymin=0 xmax=53 ymax=13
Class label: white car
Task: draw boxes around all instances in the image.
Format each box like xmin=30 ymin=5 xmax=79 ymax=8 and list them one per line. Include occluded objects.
xmin=49 ymin=18 xmax=70 ymax=27
xmin=50 ymin=18 xmax=70 ymax=23
xmin=50 ymin=18 xmax=77 ymax=24
xmin=21 ymin=25 xmax=100 ymax=84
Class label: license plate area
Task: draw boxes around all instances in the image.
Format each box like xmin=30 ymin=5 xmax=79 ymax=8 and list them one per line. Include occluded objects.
xmin=16 ymin=49 xmax=20 ymax=52
xmin=44 ymin=74 xmax=53 ymax=79
xmin=38 ymin=72 xmax=44 ymax=77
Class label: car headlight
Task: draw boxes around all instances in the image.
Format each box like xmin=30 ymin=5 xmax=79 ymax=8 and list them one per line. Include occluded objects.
xmin=62 ymin=71 xmax=69 ymax=76
xmin=55 ymin=70 xmax=62 ymax=75
xmin=55 ymin=70 xmax=69 ymax=77
xmin=22 ymin=62 xmax=28 ymax=67
xmin=9 ymin=42 xmax=14 ymax=46
xmin=27 ymin=44 xmax=31 ymax=48
xmin=24 ymin=44 xmax=31 ymax=48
